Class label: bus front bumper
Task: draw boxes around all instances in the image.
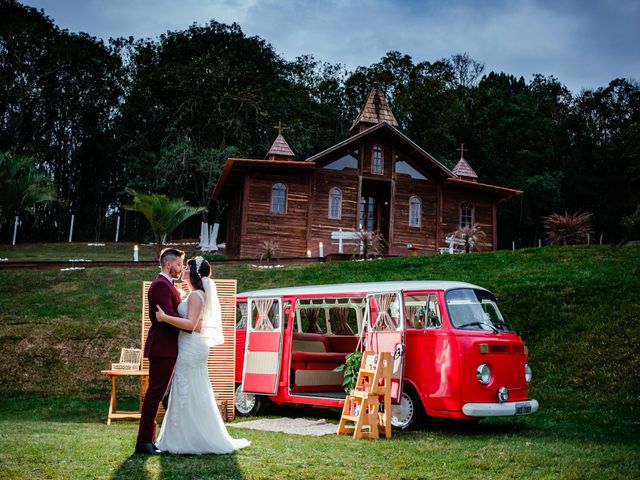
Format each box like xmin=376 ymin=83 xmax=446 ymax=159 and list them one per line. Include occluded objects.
xmin=462 ymin=399 xmax=539 ymax=417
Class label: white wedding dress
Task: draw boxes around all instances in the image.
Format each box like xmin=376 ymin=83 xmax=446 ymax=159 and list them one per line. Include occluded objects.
xmin=156 ymin=291 xmax=250 ymax=454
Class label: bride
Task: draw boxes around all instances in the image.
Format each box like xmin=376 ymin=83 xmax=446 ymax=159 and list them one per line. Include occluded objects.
xmin=154 ymin=256 xmax=250 ymax=454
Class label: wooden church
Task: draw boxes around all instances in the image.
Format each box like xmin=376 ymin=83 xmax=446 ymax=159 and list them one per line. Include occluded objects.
xmin=213 ymin=86 xmax=521 ymax=258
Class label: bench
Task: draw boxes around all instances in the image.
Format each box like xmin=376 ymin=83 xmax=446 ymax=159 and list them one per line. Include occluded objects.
xmin=438 ymin=235 xmax=467 ymax=254
xmin=291 ymin=332 xmax=357 ymax=392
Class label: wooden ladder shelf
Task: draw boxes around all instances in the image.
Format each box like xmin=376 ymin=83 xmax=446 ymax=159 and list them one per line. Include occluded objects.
xmin=337 ymin=351 xmax=392 ymax=439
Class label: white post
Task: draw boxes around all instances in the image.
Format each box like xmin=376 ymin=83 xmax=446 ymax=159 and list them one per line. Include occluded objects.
xmin=538 ymin=238 xmax=541 ymax=248
xmin=319 ymin=241 xmax=324 ymax=258
xmin=512 ymin=241 xmax=515 ymax=251
xmin=338 ymin=228 xmax=343 ymax=254
xmin=202 ymin=222 xmax=210 ymax=250
xmin=68 ymin=214 xmax=75 ymax=243
xmin=12 ymin=216 xmax=19 ymax=245
xmin=115 ymin=215 xmax=121 ymax=242
xmin=600 ymin=233 xmax=603 ymax=245
xmin=133 ymin=244 xmax=139 ymax=262
xmin=200 ymin=222 xmax=207 ymax=250
xmin=587 ymin=233 xmax=590 ymax=245
xmin=210 ymin=223 xmax=219 ymax=251
xmin=306 ymin=249 xmax=311 ymax=258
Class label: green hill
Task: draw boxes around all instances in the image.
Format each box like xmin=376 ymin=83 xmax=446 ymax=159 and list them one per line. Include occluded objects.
xmin=0 ymin=246 xmax=638 ymax=417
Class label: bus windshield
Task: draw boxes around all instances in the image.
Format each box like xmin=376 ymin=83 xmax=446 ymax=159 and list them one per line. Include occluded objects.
xmin=445 ymin=288 xmax=515 ymax=333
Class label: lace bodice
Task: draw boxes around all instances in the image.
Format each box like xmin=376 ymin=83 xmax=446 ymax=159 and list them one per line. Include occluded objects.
xmin=177 ymin=290 xmax=205 ymax=319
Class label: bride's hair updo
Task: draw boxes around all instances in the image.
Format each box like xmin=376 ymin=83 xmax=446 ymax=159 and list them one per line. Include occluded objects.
xmin=187 ymin=256 xmax=211 ymax=291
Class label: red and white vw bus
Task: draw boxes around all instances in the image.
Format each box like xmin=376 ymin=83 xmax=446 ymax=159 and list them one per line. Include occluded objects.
xmin=233 ymin=281 xmax=538 ymax=429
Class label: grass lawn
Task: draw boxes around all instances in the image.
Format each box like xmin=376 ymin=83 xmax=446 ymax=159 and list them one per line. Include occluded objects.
xmin=0 ymin=242 xmax=162 ymax=262
xmin=0 ymin=245 xmax=639 ymax=478
xmin=0 ymin=398 xmax=637 ymax=479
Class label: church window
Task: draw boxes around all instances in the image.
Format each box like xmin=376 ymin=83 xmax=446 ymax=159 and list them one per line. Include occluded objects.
xmin=409 ymin=196 xmax=422 ymax=227
xmin=460 ymin=201 xmax=474 ymax=227
xmin=328 ymin=187 xmax=342 ymax=219
xmin=372 ymin=145 xmax=383 ymax=174
xmin=271 ymin=183 xmax=287 ymax=213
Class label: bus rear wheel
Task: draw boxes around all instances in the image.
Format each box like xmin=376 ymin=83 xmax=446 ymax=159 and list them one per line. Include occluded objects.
xmin=234 ymin=384 xmax=265 ymax=417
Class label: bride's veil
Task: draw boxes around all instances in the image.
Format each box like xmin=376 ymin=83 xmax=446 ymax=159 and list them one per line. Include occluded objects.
xmin=200 ymin=277 xmax=225 ymax=347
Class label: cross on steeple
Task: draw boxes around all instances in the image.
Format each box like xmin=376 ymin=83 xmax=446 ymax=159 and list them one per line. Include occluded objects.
xmin=457 ymin=143 xmax=468 ymax=159
xmin=273 ymin=121 xmax=286 ymax=136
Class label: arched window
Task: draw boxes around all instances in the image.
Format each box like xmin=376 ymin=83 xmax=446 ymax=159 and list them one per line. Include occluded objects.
xmin=460 ymin=201 xmax=474 ymax=227
xmin=371 ymin=145 xmax=383 ymax=174
xmin=409 ymin=196 xmax=422 ymax=227
xmin=328 ymin=187 xmax=342 ymax=219
xmin=271 ymin=183 xmax=287 ymax=213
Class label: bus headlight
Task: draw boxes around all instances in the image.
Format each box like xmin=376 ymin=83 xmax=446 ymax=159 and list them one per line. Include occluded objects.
xmin=525 ymin=364 xmax=532 ymax=384
xmin=476 ymin=363 xmax=491 ymax=385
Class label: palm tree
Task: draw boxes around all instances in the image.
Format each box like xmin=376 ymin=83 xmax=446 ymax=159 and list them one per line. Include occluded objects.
xmin=451 ymin=224 xmax=487 ymax=253
xmin=0 ymin=151 xmax=58 ymax=232
xmin=125 ymin=189 xmax=206 ymax=258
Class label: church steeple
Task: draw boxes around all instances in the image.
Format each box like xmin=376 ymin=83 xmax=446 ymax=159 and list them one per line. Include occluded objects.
xmin=452 ymin=143 xmax=478 ymax=182
xmin=349 ymin=84 xmax=398 ymax=134
xmin=266 ymin=121 xmax=295 ymax=160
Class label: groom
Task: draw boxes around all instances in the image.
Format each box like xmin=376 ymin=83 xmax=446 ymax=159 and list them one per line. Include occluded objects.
xmin=135 ymin=247 xmax=185 ymax=455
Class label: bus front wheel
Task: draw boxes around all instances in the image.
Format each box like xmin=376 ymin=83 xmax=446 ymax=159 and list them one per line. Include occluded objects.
xmin=390 ymin=387 xmax=424 ymax=430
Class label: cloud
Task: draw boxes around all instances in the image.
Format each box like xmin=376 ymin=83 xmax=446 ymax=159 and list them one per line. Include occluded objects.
xmin=19 ymin=0 xmax=640 ymax=92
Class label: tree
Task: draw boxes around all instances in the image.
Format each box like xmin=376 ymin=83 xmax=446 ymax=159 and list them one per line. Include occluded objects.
xmin=450 ymin=224 xmax=487 ymax=253
xmin=125 ymin=189 xmax=205 ymax=257
xmin=0 ymin=151 xmax=58 ymax=235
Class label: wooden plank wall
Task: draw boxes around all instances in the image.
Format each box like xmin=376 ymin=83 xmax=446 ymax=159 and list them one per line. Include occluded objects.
xmin=309 ymin=168 xmax=360 ymax=255
xmin=361 ymin=138 xmax=393 ymax=179
xmin=390 ymin=174 xmax=438 ymax=254
xmin=440 ymin=188 xmax=495 ymax=251
xmin=140 ymin=279 xmax=237 ymax=422
xmin=240 ymin=173 xmax=310 ymax=258
xmin=224 ymin=187 xmax=243 ymax=258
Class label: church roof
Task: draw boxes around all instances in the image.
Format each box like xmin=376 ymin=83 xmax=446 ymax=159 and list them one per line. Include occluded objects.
xmin=306 ymin=121 xmax=455 ymax=179
xmin=452 ymin=157 xmax=478 ymax=179
xmin=445 ymin=177 xmax=522 ymax=200
xmin=350 ymin=86 xmax=398 ymax=133
xmin=267 ymin=133 xmax=295 ymax=159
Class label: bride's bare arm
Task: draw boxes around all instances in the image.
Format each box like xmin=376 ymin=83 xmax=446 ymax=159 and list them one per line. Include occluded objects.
xmin=156 ymin=294 xmax=203 ymax=331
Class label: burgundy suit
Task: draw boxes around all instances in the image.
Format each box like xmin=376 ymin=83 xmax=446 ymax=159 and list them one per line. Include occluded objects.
xmin=136 ymin=274 xmax=182 ymax=446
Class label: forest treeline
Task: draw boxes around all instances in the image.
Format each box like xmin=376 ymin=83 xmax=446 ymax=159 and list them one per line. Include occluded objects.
xmin=1 ymin=0 xmax=638 ymax=247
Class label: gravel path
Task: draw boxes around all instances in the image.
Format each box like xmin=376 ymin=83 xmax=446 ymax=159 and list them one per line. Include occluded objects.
xmin=228 ymin=417 xmax=337 ymax=436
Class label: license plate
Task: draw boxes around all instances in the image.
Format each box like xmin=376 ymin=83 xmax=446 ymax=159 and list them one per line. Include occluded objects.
xmin=515 ymin=403 xmax=531 ymax=415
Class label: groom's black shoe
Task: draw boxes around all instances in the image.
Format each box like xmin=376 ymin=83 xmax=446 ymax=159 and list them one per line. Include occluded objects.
xmin=135 ymin=443 xmax=163 ymax=455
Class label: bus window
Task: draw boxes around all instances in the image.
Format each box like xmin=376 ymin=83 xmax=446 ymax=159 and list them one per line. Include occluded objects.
xmin=404 ymin=294 xmax=442 ymax=329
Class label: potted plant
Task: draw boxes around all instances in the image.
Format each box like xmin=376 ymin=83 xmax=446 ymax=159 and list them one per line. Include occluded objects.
xmin=333 ymin=351 xmax=363 ymax=393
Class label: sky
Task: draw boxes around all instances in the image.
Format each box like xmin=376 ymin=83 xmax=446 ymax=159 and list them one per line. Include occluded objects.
xmin=19 ymin=0 xmax=640 ymax=93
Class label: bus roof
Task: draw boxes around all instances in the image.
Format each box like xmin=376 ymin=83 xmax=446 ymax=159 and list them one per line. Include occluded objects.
xmin=237 ymin=280 xmax=486 ymax=299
